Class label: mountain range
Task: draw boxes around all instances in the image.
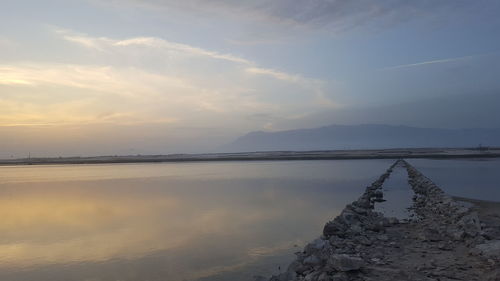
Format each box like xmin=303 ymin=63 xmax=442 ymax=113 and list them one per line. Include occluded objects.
xmin=225 ymin=124 xmax=500 ymax=152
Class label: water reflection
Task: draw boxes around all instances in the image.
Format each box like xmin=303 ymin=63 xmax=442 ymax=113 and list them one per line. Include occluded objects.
xmin=374 ymin=164 xmax=414 ymax=220
xmin=0 ymin=160 xmax=392 ymax=281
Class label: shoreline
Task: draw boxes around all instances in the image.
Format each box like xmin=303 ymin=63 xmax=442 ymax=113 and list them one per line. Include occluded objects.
xmin=1 ymin=147 xmax=499 ymax=166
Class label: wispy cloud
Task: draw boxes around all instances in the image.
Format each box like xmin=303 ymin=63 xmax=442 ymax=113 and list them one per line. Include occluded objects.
xmin=58 ymin=29 xmax=252 ymax=65
xmin=381 ymin=51 xmax=500 ymax=70
xmin=57 ymin=28 xmax=328 ymax=89
xmin=382 ymin=57 xmax=468 ymax=70
xmin=0 ymin=63 xmax=225 ymax=126
xmin=246 ymin=67 xmax=305 ymax=83
xmin=0 ymin=28 xmax=338 ymax=132
xmin=63 ymin=35 xmax=110 ymax=51
xmin=0 ymin=63 xmax=190 ymax=98
xmin=114 ymin=37 xmax=252 ymax=64
xmin=0 ymin=61 xmax=287 ymax=129
xmin=0 ymin=77 xmax=33 ymax=86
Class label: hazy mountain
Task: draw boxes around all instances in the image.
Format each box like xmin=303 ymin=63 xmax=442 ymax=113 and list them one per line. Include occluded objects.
xmin=225 ymin=124 xmax=500 ymax=152
xmin=274 ymin=93 xmax=500 ymax=130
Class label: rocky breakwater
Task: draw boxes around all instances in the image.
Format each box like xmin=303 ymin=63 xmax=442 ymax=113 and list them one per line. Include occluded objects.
xmin=264 ymin=160 xmax=402 ymax=281
xmin=264 ymin=160 xmax=500 ymax=281
xmin=403 ymin=160 xmax=482 ymax=244
xmin=403 ymin=160 xmax=500 ymax=279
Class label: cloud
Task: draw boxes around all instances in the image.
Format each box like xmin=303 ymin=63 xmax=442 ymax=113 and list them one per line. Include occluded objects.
xmin=0 ymin=63 xmax=190 ymax=98
xmin=0 ymin=63 xmax=213 ymax=126
xmin=382 ymin=58 xmax=467 ymax=70
xmin=58 ymin=29 xmax=252 ymax=65
xmin=0 ymin=78 xmax=33 ymax=86
xmin=0 ymin=27 xmax=338 ymax=155
xmin=0 ymin=61 xmax=286 ymax=129
xmin=104 ymin=0 xmax=478 ymax=31
xmin=246 ymin=67 xmax=304 ymax=83
xmin=114 ymin=37 xmax=252 ymax=64
xmin=63 ymin=35 xmax=110 ymax=50
xmin=380 ymin=51 xmax=500 ymax=70
xmin=57 ymin=29 xmax=332 ymax=90
xmin=55 ymin=29 xmax=337 ymax=109
xmin=246 ymin=67 xmax=338 ymax=109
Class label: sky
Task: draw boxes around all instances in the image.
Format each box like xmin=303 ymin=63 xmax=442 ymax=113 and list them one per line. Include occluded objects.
xmin=1 ymin=0 xmax=500 ymax=157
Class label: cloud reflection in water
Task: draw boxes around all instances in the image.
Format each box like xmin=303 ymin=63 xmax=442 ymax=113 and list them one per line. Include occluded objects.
xmin=0 ymin=160 xmax=391 ymax=280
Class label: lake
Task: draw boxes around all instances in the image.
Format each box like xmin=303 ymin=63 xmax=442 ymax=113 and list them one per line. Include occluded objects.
xmin=407 ymin=158 xmax=500 ymax=202
xmin=0 ymin=158 xmax=498 ymax=281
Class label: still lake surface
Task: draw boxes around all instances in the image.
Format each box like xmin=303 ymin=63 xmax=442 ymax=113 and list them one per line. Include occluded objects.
xmin=0 ymin=158 xmax=498 ymax=281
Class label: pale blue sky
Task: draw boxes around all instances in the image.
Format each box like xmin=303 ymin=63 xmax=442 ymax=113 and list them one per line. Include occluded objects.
xmin=1 ymin=0 xmax=500 ymax=156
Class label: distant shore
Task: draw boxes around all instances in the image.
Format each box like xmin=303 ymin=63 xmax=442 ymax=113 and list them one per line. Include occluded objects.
xmin=1 ymin=147 xmax=499 ymax=166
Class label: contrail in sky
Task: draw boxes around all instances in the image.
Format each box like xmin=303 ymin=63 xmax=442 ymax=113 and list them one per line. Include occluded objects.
xmin=381 ymin=51 xmax=499 ymax=70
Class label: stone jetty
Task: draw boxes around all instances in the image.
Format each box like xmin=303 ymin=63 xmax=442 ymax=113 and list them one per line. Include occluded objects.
xmin=262 ymin=160 xmax=500 ymax=281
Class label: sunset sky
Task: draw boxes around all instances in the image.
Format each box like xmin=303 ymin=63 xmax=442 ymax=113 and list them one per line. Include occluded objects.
xmin=2 ymin=0 xmax=500 ymax=157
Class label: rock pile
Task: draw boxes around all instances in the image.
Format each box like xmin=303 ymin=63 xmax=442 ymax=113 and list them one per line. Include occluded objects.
xmin=404 ymin=160 xmax=482 ymax=242
xmin=323 ymin=161 xmax=399 ymax=239
xmin=266 ymin=161 xmax=402 ymax=281
xmin=262 ymin=159 xmax=500 ymax=281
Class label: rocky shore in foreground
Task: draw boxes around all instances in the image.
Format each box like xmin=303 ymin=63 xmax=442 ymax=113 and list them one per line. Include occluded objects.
xmin=262 ymin=160 xmax=500 ymax=281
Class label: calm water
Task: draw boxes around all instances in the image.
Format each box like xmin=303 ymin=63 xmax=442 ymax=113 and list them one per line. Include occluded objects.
xmin=375 ymin=162 xmax=414 ymax=220
xmin=1 ymin=158 xmax=498 ymax=281
xmin=0 ymin=160 xmax=392 ymax=281
xmin=408 ymin=158 xmax=500 ymax=202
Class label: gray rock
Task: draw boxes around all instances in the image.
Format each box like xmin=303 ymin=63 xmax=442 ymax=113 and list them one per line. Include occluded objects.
xmin=304 ymin=271 xmax=320 ymax=281
xmin=303 ymin=255 xmax=321 ymax=266
xmin=347 ymin=223 xmax=364 ymax=235
xmin=387 ymin=217 xmax=399 ymax=225
xmin=323 ymin=220 xmax=346 ymax=237
xmin=328 ymin=235 xmax=343 ymax=246
xmin=354 ymin=197 xmax=372 ymax=209
xmin=304 ymin=238 xmax=327 ymax=254
xmin=377 ymin=234 xmax=389 ymax=241
xmin=351 ymin=205 xmax=369 ymax=215
xmin=317 ymin=272 xmax=332 ymax=281
xmin=354 ymin=235 xmax=371 ymax=246
xmin=418 ymin=228 xmax=442 ymax=242
xmin=328 ymin=254 xmax=364 ymax=272
xmin=331 ymin=272 xmax=349 ymax=281
xmin=365 ymin=266 xmax=407 ymax=278
xmin=437 ymin=241 xmax=454 ymax=251
xmin=373 ymin=190 xmax=383 ymax=198
xmin=340 ymin=210 xmax=360 ymax=225
xmin=475 ymin=240 xmax=500 ymax=257
xmin=459 ymin=212 xmax=481 ymax=237
xmin=446 ymin=227 xmax=465 ymax=241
